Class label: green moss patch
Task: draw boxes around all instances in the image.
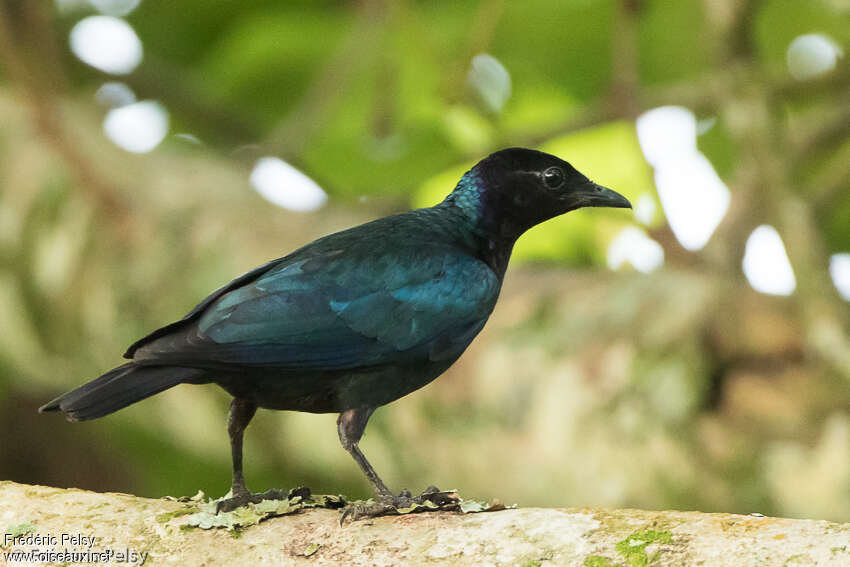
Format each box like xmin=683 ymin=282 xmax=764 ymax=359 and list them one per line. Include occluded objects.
xmin=614 ymin=529 xmax=673 ymax=567
xmin=4 ymin=522 xmax=37 ymax=538
xmin=584 ymin=528 xmax=674 ymax=567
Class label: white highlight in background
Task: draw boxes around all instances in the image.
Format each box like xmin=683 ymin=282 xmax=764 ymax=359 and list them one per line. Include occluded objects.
xmin=468 ymin=54 xmax=512 ymax=113
xmin=742 ymin=225 xmax=796 ymax=296
xmin=652 ymin=154 xmax=731 ymax=250
xmin=633 ymin=193 xmax=657 ymax=225
xmin=830 ymin=254 xmax=850 ymax=301
xmin=103 ymin=101 xmax=168 ymax=153
xmin=787 ymin=33 xmax=843 ymax=80
xmin=607 ymin=227 xmax=664 ymax=274
xmin=250 ymin=158 xmax=328 ymax=212
xmin=637 ymin=106 xmax=697 ymax=166
xmin=636 ymin=106 xmax=730 ymax=251
xmin=70 ymin=16 xmax=142 ymax=74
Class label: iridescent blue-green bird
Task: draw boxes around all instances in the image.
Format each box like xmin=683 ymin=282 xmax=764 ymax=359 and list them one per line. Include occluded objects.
xmin=40 ymin=148 xmax=630 ymax=513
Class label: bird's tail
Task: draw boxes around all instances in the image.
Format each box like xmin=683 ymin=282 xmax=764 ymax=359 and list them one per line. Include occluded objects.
xmin=39 ymin=362 xmax=207 ymax=422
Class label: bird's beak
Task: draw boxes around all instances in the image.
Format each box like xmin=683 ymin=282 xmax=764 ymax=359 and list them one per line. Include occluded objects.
xmin=574 ymin=182 xmax=632 ymax=209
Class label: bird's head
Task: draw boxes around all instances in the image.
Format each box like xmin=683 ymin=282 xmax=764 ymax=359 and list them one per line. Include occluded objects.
xmin=448 ymin=147 xmax=631 ymax=240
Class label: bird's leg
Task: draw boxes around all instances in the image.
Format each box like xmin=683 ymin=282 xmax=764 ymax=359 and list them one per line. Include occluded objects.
xmin=337 ymin=407 xmax=459 ymax=522
xmin=337 ymin=406 xmax=398 ymax=521
xmin=228 ymin=397 xmax=257 ymax=499
xmin=337 ymin=406 xmax=394 ymax=497
xmin=217 ymin=398 xmax=285 ymax=512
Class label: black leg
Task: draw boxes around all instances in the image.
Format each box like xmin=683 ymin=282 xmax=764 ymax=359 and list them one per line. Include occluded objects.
xmin=217 ymin=398 xmax=282 ymax=513
xmin=228 ymin=398 xmax=257 ymax=497
xmin=337 ymin=406 xmax=460 ymax=522
xmin=337 ymin=406 xmax=394 ymax=497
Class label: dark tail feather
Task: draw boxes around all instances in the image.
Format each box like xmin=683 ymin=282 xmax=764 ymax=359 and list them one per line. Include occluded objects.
xmin=39 ymin=362 xmax=206 ymax=421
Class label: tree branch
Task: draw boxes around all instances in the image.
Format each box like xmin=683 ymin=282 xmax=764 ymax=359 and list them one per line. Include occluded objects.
xmin=3 ymin=481 xmax=850 ymax=566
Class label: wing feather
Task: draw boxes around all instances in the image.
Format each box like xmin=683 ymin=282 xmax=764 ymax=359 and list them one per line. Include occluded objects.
xmin=132 ymin=246 xmax=499 ymax=370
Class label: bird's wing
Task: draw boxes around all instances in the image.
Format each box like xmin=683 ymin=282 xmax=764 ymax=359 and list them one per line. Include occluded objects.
xmin=131 ymin=246 xmax=500 ymax=370
xmin=123 ymin=256 xmax=285 ymax=358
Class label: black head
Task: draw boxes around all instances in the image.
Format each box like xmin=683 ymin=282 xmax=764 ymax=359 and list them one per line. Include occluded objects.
xmin=467 ymin=147 xmax=631 ymax=239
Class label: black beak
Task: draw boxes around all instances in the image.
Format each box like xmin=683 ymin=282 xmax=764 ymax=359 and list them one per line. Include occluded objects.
xmin=576 ymin=182 xmax=631 ymax=209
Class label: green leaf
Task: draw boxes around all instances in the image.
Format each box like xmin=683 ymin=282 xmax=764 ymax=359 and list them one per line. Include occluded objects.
xmin=197 ymin=9 xmax=349 ymax=123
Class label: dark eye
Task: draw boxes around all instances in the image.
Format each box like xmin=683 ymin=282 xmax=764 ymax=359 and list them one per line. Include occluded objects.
xmin=542 ymin=167 xmax=564 ymax=189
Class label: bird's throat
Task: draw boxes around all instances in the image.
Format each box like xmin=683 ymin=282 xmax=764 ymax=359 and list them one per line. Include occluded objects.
xmin=440 ymin=169 xmax=520 ymax=277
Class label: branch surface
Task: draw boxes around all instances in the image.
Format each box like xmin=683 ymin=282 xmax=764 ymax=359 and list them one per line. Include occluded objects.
xmin=2 ymin=481 xmax=850 ymax=566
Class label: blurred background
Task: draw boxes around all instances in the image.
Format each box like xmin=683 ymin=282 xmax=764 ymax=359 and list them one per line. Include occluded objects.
xmin=1 ymin=0 xmax=850 ymax=522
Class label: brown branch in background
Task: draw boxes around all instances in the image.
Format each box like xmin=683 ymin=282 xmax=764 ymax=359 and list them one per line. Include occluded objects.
xmin=691 ymin=3 xmax=771 ymax=273
xmin=0 ymin=1 xmax=34 ymax=87
xmin=774 ymin=63 xmax=850 ymax=101
xmin=0 ymin=0 xmax=133 ymax=234
xmin=608 ymin=0 xmax=642 ymax=118
xmin=518 ymin=63 xmax=747 ymax=148
xmin=464 ymin=0 xmax=506 ymax=62
xmin=791 ymin=105 xmax=850 ymax=164
xmin=723 ymin=0 xmax=760 ymax=63
xmin=814 ymin=165 xmax=850 ymax=213
xmin=21 ymin=0 xmax=68 ymax=93
xmin=520 ymin=54 xmax=850 ymax=150
xmin=0 ymin=0 xmax=66 ymax=94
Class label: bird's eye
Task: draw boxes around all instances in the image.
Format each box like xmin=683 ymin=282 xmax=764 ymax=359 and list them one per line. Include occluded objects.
xmin=542 ymin=167 xmax=564 ymax=189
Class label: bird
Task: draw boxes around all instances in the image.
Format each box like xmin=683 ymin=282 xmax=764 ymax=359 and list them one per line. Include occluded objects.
xmin=40 ymin=147 xmax=631 ymax=515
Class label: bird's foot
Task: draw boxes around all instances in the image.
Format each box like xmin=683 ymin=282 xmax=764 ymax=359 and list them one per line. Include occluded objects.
xmin=340 ymin=485 xmax=460 ymax=523
xmin=215 ymin=487 xmax=291 ymax=514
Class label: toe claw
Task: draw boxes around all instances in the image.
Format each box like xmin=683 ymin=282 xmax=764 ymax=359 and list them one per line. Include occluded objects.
xmin=339 ymin=506 xmax=353 ymax=526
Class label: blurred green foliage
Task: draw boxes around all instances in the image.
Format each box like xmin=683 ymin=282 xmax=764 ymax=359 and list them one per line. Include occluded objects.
xmin=1 ymin=0 xmax=849 ymax=524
